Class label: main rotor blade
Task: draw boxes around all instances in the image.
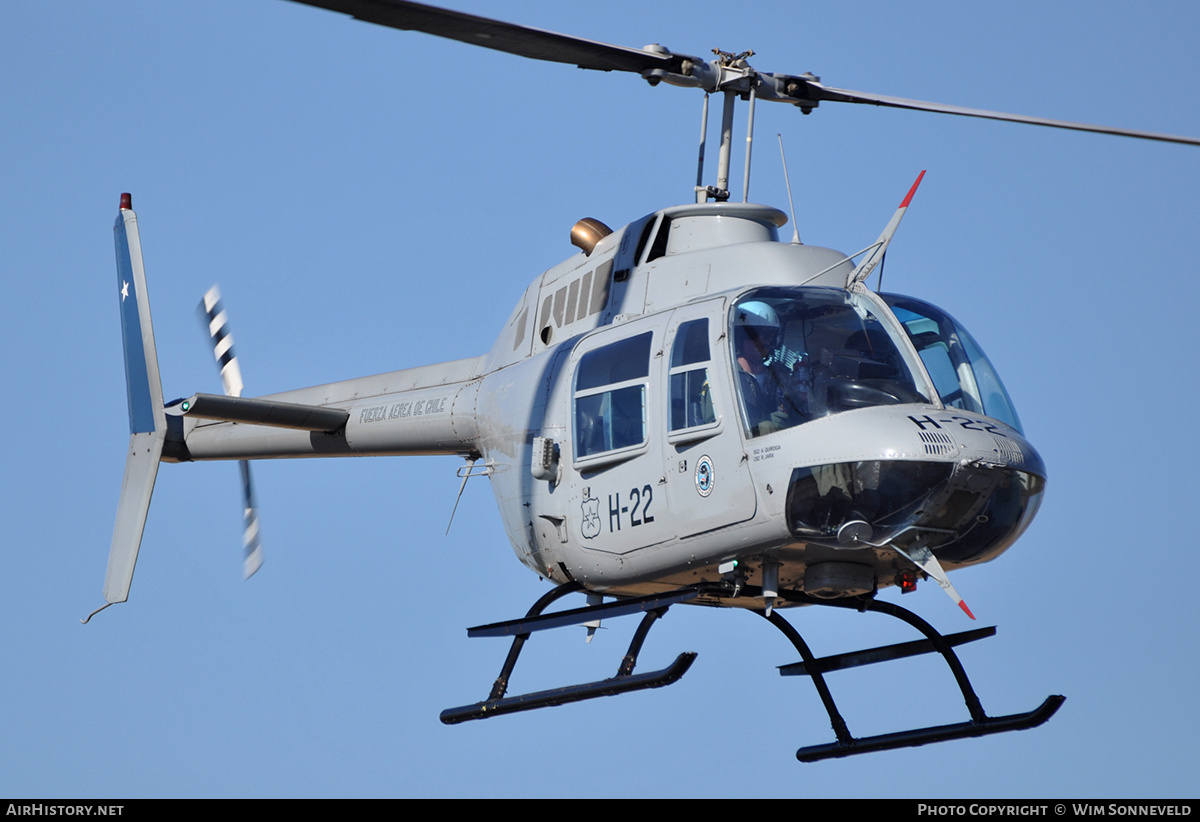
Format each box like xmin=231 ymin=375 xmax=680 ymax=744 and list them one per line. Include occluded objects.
xmin=289 ymin=1 xmax=1200 ymax=147
xmin=288 ymin=0 xmax=691 ymax=74
xmin=808 ymin=81 xmax=1200 ymax=147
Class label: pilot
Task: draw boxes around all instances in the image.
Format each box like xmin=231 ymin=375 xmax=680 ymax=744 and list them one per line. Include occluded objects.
xmin=733 ymin=300 xmax=809 ymax=435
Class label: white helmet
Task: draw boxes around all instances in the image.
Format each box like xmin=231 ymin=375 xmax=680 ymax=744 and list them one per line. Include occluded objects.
xmin=734 ymin=300 xmax=779 ymax=331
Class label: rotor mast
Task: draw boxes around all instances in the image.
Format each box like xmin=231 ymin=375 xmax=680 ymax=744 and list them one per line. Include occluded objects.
xmin=683 ymin=50 xmax=764 ymax=204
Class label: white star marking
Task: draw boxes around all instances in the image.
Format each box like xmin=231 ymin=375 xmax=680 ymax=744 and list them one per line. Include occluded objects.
xmin=121 ymin=280 xmax=129 ymax=302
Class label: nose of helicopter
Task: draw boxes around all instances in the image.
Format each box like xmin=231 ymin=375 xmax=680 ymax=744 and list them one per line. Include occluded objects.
xmin=779 ymin=406 xmax=1046 ymax=566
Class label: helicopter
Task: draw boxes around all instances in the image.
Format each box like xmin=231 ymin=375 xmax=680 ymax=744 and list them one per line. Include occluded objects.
xmin=89 ymin=0 xmax=1200 ymax=763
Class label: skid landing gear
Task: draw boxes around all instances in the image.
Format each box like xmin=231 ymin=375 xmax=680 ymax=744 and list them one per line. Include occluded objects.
xmin=440 ymin=581 xmax=700 ymax=724
xmin=441 ymin=582 xmax=1063 ymax=762
xmin=759 ymin=593 xmax=1064 ymax=762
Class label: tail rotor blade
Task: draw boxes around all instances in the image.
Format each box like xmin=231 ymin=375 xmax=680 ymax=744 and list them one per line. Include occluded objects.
xmin=198 ymin=285 xmax=263 ymax=578
xmin=199 ymin=285 xmax=244 ymax=398
xmin=240 ymin=460 xmax=263 ymax=579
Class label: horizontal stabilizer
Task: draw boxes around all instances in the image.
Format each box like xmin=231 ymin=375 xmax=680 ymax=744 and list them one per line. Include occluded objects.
xmin=175 ymin=393 xmax=350 ymax=432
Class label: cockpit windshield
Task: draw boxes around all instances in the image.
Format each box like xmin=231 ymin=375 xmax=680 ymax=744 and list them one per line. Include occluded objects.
xmin=882 ymin=294 xmax=1024 ymax=433
xmin=731 ymin=288 xmax=931 ymax=437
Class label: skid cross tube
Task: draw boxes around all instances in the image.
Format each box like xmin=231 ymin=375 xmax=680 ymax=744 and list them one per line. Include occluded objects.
xmin=778 ymin=626 xmax=997 ymax=676
xmin=759 ymin=595 xmax=1064 ymax=762
xmin=440 ymin=582 xmax=698 ymax=724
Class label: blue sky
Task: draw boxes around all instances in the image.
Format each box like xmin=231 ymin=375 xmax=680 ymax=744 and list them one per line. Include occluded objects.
xmin=3 ymin=0 xmax=1199 ymax=798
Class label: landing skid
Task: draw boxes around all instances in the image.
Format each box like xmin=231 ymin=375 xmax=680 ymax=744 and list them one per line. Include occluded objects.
xmin=440 ymin=581 xmax=699 ymax=724
xmin=441 ymin=582 xmax=1063 ymax=762
xmin=761 ymin=593 xmax=1064 ymax=762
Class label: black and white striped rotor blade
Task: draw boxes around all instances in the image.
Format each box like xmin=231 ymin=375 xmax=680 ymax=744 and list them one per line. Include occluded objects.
xmin=198 ymin=285 xmax=262 ymax=579
xmin=240 ymin=460 xmax=264 ymax=579
xmin=199 ymin=285 xmax=245 ymax=398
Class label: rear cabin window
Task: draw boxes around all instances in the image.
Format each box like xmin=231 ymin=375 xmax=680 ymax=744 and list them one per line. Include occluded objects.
xmin=669 ymin=318 xmax=715 ymax=431
xmin=574 ymin=332 xmax=652 ymax=459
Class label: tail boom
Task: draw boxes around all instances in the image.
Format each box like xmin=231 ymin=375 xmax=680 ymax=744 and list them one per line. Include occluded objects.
xmin=171 ymin=359 xmax=484 ymax=461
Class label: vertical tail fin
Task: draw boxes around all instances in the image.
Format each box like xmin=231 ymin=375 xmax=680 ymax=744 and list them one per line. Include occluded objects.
xmin=85 ymin=194 xmax=165 ymax=621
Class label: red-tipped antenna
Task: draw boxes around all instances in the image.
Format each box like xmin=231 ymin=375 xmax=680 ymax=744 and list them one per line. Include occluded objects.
xmin=119 ymin=192 xmax=132 ymax=211
xmin=899 ymin=169 xmax=926 ymax=208
xmin=845 ymin=170 xmax=926 ymax=288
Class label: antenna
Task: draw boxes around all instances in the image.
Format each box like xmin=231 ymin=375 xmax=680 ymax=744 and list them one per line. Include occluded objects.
xmin=777 ymin=134 xmax=801 ymax=244
xmin=694 ymin=94 xmax=709 ymax=204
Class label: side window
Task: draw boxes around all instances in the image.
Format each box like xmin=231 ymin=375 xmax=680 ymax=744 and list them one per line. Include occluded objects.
xmin=885 ymin=294 xmax=1023 ymax=432
xmin=646 ymin=218 xmax=671 ymax=262
xmin=669 ymin=318 xmax=715 ymax=431
xmin=574 ymin=332 xmax=652 ymax=459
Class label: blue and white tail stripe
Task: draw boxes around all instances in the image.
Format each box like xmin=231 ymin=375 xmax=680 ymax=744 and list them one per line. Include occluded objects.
xmin=114 ymin=198 xmax=165 ymax=434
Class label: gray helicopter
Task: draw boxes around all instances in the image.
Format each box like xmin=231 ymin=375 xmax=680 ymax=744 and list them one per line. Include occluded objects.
xmin=92 ymin=0 xmax=1200 ymax=762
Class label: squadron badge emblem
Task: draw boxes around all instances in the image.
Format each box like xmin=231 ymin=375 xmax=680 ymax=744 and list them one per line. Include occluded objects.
xmin=695 ymin=455 xmax=715 ymax=497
